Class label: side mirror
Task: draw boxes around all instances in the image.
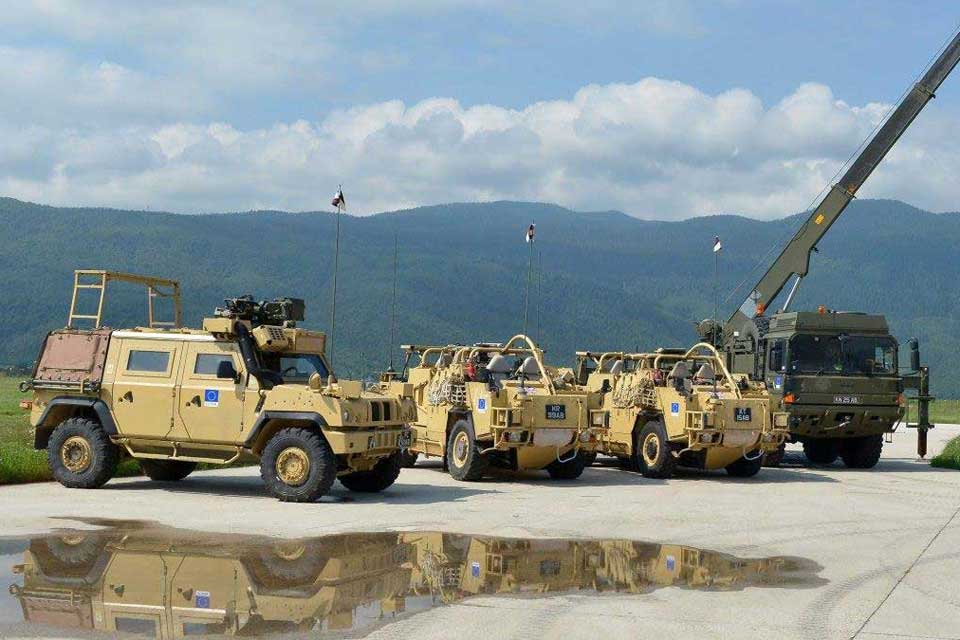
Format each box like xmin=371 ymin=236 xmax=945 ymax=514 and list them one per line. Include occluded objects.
xmin=217 ymin=360 xmax=240 ymax=383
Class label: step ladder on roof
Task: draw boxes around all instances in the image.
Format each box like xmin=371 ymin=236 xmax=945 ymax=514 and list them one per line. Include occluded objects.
xmin=68 ymin=269 xmax=182 ymax=329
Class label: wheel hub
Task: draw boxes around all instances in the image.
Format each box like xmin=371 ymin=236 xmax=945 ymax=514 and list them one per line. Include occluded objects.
xmin=642 ymin=433 xmax=660 ymax=466
xmin=61 ymin=436 xmax=92 ymax=473
xmin=452 ymin=432 xmax=470 ymax=466
xmin=276 ymin=447 xmax=310 ymax=486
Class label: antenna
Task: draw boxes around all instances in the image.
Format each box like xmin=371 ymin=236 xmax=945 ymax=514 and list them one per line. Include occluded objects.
xmin=387 ymin=233 xmax=399 ymax=371
xmin=523 ymin=221 xmax=535 ymax=336
xmin=536 ymin=250 xmax=542 ymax=343
xmin=328 ymin=185 xmax=345 ymax=382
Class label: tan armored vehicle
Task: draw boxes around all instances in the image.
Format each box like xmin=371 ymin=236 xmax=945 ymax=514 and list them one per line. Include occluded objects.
xmin=20 ymin=270 xmax=414 ymax=502
xmin=395 ymin=335 xmax=604 ymax=480
xmin=575 ymin=342 xmax=789 ymax=478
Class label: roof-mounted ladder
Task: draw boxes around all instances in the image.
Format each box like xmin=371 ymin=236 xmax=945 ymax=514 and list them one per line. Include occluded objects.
xmin=68 ymin=269 xmax=182 ymax=329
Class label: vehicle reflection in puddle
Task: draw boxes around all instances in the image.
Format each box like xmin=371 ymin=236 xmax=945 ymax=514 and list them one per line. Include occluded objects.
xmin=4 ymin=520 xmax=825 ymax=638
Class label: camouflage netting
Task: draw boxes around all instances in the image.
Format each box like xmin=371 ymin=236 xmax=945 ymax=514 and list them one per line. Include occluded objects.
xmin=428 ymin=374 xmax=467 ymax=407
xmin=612 ymin=375 xmax=656 ymax=409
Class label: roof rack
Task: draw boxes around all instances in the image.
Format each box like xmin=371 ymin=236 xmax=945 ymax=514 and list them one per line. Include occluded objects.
xmin=68 ymin=270 xmax=182 ymax=329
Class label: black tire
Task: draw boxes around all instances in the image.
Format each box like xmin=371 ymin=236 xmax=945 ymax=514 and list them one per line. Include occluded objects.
xmin=726 ymin=451 xmax=764 ymax=477
xmin=399 ymin=449 xmax=419 ymax=468
xmin=260 ymin=428 xmax=337 ymax=502
xmin=803 ymin=438 xmax=840 ymax=465
xmin=139 ymin=459 xmax=197 ymax=482
xmin=446 ymin=420 xmax=488 ymax=481
xmin=47 ymin=417 xmax=119 ymax=489
xmin=546 ymin=451 xmax=588 ymax=480
xmin=633 ymin=421 xmax=676 ymax=479
xmin=762 ymin=443 xmax=786 ymax=467
xmin=839 ymin=435 xmax=883 ymax=469
xmin=339 ymin=451 xmax=403 ymax=493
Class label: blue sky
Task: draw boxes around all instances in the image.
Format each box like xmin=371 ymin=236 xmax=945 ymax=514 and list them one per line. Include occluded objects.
xmin=2 ymin=1 xmax=959 ymax=218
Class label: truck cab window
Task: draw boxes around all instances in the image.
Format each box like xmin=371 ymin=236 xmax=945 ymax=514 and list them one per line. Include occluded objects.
xmin=767 ymin=340 xmax=786 ymax=372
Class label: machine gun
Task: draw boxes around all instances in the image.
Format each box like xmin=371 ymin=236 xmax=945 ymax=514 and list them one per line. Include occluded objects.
xmin=700 ymin=29 xmax=960 ymax=462
xmin=215 ymin=295 xmax=306 ymax=327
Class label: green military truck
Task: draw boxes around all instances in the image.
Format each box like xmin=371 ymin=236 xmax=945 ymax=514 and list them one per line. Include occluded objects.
xmin=752 ymin=311 xmax=905 ymax=467
xmin=700 ymin=28 xmax=958 ymax=466
xmin=20 ymin=270 xmax=414 ymax=502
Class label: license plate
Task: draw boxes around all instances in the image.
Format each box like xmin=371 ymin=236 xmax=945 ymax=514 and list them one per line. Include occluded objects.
xmin=397 ymin=431 xmax=412 ymax=448
xmin=734 ymin=407 xmax=752 ymax=422
xmin=834 ymin=395 xmax=860 ymax=405
xmin=545 ymin=404 xmax=566 ymax=420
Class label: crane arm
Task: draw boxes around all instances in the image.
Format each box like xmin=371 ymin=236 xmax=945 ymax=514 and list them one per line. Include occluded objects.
xmin=726 ymin=29 xmax=960 ymax=334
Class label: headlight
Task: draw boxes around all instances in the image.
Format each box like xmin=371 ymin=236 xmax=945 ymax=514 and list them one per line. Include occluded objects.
xmin=579 ymin=431 xmax=591 ymax=442
xmin=774 ymin=413 xmax=789 ymax=427
xmin=342 ymin=410 xmax=351 ymax=423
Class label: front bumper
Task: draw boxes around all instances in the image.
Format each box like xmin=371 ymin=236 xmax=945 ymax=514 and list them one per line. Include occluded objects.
xmin=785 ymin=404 xmax=903 ymax=438
xmin=683 ymin=411 xmax=789 ymax=453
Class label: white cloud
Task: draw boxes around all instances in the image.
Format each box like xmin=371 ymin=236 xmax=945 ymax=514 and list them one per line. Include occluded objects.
xmin=4 ymin=74 xmax=959 ymax=218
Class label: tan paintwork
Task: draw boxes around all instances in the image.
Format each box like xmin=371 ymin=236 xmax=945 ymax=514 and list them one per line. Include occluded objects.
xmin=395 ymin=335 xmax=604 ymax=472
xmin=27 ymin=270 xmax=415 ymax=476
xmin=576 ymin=342 xmax=789 ymax=470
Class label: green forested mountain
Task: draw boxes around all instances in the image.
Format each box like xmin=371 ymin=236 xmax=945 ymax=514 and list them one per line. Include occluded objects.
xmin=1 ymin=197 xmax=958 ymax=395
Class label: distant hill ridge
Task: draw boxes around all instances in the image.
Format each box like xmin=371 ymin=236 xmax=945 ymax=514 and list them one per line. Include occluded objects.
xmin=2 ymin=197 xmax=958 ymax=395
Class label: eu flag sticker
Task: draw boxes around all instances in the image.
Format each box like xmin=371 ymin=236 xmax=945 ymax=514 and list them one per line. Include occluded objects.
xmin=666 ymin=555 xmax=676 ymax=571
xmin=774 ymin=375 xmax=783 ymax=389
xmin=471 ymin=561 xmax=481 ymax=577
xmin=670 ymin=402 xmax=680 ymax=416
xmin=477 ymin=398 xmax=487 ymax=413
xmin=195 ymin=590 xmax=211 ymax=609
xmin=203 ymin=389 xmax=219 ymax=407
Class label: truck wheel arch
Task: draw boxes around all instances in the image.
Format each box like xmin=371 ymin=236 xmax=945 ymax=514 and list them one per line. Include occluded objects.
xmin=246 ymin=411 xmax=330 ymax=455
xmin=445 ymin=411 xmax=472 ymax=445
xmin=34 ymin=397 xmax=118 ymax=450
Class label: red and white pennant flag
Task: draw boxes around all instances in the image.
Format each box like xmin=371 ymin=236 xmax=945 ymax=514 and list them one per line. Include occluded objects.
xmin=331 ymin=186 xmax=345 ymax=210
xmin=526 ymin=223 xmax=536 ymax=243
xmin=713 ymin=236 xmax=722 ymax=253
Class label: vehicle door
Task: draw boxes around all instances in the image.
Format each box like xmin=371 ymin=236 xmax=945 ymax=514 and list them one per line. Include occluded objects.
xmin=101 ymin=549 xmax=168 ymax=638
xmin=110 ymin=338 xmax=181 ymax=439
xmin=176 ymin=342 xmax=247 ymax=444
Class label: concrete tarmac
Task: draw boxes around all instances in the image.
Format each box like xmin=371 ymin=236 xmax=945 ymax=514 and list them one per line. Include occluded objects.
xmin=1 ymin=426 xmax=958 ymax=639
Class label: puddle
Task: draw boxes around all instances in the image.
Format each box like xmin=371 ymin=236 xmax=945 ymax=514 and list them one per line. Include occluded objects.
xmin=2 ymin=520 xmax=825 ymax=638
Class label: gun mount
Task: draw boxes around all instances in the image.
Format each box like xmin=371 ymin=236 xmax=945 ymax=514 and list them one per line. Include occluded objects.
xmin=215 ymin=295 xmax=306 ymax=327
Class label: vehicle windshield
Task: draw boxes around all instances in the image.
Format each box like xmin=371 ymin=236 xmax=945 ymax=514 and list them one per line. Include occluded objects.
xmin=788 ymin=334 xmax=897 ymax=376
xmin=262 ymin=353 xmax=330 ymax=383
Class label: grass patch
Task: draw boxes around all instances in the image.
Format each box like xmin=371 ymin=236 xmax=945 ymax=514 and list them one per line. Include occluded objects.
xmin=931 ymin=435 xmax=960 ymax=470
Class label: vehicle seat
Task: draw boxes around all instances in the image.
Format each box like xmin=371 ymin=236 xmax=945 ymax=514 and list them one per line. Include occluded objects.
xmin=693 ymin=363 xmax=715 ymax=383
xmin=518 ymin=356 xmax=540 ymax=379
xmin=667 ymin=361 xmax=693 ymax=395
xmin=486 ymin=354 xmax=514 ymax=387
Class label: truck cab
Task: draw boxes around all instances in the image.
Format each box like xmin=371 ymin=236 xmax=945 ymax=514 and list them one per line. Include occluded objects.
xmin=756 ymin=311 xmax=904 ymax=466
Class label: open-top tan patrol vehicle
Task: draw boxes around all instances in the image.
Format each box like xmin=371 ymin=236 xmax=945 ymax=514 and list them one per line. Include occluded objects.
xmin=575 ymin=342 xmax=789 ymax=478
xmin=395 ymin=335 xmax=603 ymax=481
xmin=20 ymin=270 xmax=414 ymax=502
